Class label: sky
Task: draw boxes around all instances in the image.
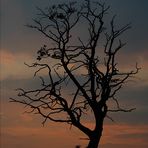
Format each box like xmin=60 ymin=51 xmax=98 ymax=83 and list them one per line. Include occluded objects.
xmin=0 ymin=0 xmax=148 ymax=148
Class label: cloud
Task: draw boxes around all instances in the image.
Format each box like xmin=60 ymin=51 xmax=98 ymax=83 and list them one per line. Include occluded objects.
xmin=1 ymin=84 xmax=148 ymax=147
xmin=1 ymin=0 xmax=148 ymax=147
xmin=0 ymin=50 xmax=35 ymax=80
xmin=1 ymin=117 xmax=148 ymax=148
xmin=100 ymin=124 xmax=148 ymax=147
xmin=1 ymin=122 xmax=85 ymax=148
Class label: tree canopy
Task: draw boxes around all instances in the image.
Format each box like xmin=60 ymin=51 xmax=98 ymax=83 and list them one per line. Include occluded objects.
xmin=10 ymin=0 xmax=140 ymax=147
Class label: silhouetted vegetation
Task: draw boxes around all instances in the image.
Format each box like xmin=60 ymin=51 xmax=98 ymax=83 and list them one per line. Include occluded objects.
xmin=10 ymin=0 xmax=140 ymax=147
xmin=75 ymin=145 xmax=81 ymax=148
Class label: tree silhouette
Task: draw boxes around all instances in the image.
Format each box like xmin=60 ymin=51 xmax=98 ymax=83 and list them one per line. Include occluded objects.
xmin=10 ymin=0 xmax=140 ymax=147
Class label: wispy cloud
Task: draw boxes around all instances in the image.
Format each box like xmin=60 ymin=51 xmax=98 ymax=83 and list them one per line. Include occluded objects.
xmin=0 ymin=50 xmax=34 ymax=80
xmin=101 ymin=124 xmax=148 ymax=147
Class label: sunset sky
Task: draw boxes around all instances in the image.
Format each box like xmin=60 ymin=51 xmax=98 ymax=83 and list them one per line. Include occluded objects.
xmin=1 ymin=0 xmax=148 ymax=148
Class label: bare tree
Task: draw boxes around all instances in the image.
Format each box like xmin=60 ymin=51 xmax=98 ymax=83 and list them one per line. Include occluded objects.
xmin=10 ymin=0 xmax=140 ymax=147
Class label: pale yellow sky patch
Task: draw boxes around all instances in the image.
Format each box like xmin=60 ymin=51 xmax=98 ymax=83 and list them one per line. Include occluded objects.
xmin=0 ymin=50 xmax=35 ymax=80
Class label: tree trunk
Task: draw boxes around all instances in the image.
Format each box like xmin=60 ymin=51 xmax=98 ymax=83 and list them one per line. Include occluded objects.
xmin=87 ymin=109 xmax=104 ymax=148
xmin=87 ymin=129 xmax=102 ymax=148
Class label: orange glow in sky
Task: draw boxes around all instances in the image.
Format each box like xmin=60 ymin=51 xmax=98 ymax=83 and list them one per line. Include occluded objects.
xmin=1 ymin=0 xmax=148 ymax=148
